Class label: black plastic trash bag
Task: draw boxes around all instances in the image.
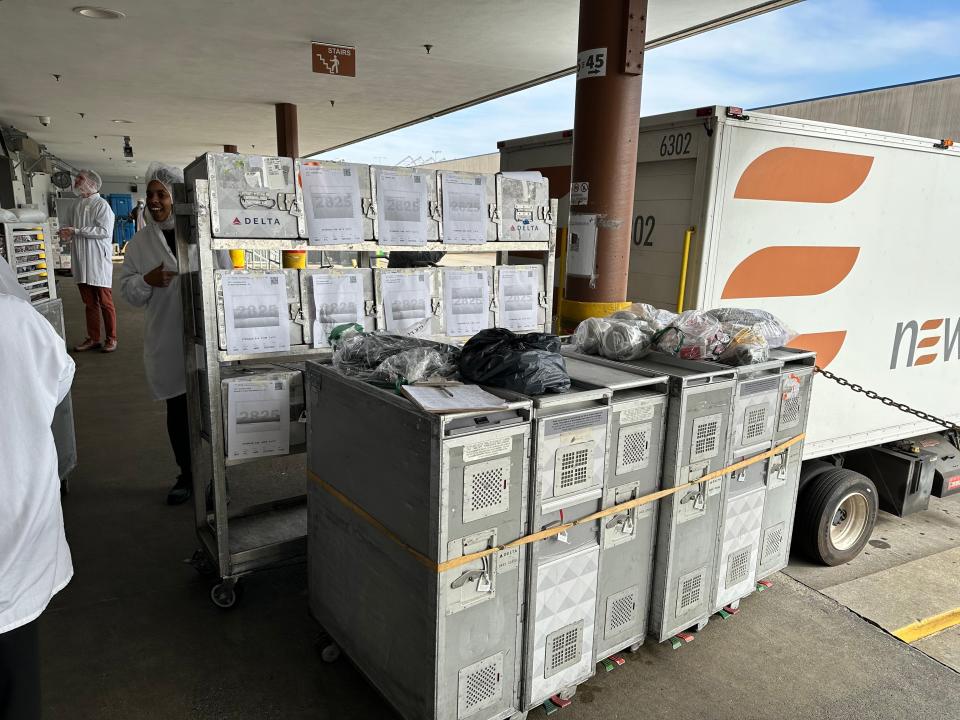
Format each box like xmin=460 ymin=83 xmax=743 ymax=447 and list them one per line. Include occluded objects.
xmin=459 ymin=328 xmax=571 ymax=395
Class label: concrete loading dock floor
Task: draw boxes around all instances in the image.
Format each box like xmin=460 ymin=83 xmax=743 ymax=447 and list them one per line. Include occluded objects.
xmin=43 ymin=274 xmax=960 ymax=719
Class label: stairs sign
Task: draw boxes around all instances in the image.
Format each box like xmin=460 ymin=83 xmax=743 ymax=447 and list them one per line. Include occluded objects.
xmin=311 ymin=42 xmax=357 ymax=77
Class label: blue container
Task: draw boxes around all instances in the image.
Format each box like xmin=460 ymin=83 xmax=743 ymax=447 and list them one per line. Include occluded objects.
xmin=106 ymin=193 xmax=136 ymax=249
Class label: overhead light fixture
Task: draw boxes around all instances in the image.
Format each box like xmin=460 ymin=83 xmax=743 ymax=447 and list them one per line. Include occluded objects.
xmin=112 ymin=119 xmax=134 ymax=124
xmin=72 ymin=6 xmax=126 ymax=19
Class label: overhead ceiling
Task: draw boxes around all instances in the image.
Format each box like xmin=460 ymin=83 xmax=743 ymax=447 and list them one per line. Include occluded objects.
xmin=0 ymin=0 xmax=799 ymax=183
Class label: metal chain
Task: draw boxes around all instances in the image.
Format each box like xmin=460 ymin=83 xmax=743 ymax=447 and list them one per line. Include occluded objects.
xmin=814 ymin=366 xmax=960 ymax=433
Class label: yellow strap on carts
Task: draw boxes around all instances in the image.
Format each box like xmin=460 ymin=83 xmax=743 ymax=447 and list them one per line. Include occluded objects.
xmin=308 ymin=432 xmax=805 ymax=576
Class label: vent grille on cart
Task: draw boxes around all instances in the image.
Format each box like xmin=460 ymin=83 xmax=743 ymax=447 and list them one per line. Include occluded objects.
xmin=762 ymin=523 xmax=785 ymax=562
xmin=605 ymin=586 xmax=638 ymax=638
xmin=457 ymin=653 xmax=503 ymax=719
xmin=617 ymin=424 xmax=650 ymax=474
xmin=677 ymin=567 xmax=705 ymax=615
xmin=691 ymin=414 xmax=722 ymax=461
xmin=462 ymin=457 xmax=511 ymax=523
xmin=726 ymin=546 xmax=752 ymax=586
xmin=744 ymin=406 xmax=768 ymax=442
xmin=555 ymin=444 xmax=592 ymax=495
xmin=544 ymin=621 xmax=584 ymax=678
xmin=780 ymin=395 xmax=802 ymax=429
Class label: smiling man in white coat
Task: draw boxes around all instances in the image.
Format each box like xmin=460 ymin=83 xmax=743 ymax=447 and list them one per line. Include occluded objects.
xmin=59 ymin=169 xmax=118 ymax=353
xmin=119 ymin=162 xmax=232 ymax=505
xmin=0 ymin=260 xmax=76 ymax=720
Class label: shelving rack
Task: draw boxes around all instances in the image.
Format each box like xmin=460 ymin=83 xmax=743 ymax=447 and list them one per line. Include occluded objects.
xmin=176 ymin=171 xmax=557 ymax=608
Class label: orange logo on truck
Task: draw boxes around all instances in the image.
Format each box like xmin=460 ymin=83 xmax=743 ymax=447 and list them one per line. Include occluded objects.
xmin=734 ymin=147 xmax=873 ymax=203
xmin=890 ymin=318 xmax=960 ymax=369
xmin=727 ymin=147 xmax=876 ymax=369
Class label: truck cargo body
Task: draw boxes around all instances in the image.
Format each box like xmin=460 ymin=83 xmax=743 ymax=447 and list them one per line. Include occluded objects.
xmin=499 ymin=108 xmax=960 ymax=460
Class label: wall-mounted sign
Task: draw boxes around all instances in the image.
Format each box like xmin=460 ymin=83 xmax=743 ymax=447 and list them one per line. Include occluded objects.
xmin=311 ymin=42 xmax=356 ymax=77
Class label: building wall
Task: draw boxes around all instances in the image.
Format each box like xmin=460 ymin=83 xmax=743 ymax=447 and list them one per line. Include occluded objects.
xmin=418 ymin=152 xmax=500 ymax=173
xmin=754 ymin=75 xmax=960 ymax=141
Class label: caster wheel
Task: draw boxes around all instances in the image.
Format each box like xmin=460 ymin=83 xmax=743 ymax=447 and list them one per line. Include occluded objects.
xmin=210 ymin=580 xmax=240 ymax=609
xmin=558 ymin=686 xmax=576 ymax=701
xmin=510 ymin=712 xmax=528 ymax=720
xmin=629 ymin=642 xmax=643 ymax=654
xmin=320 ymin=643 xmax=341 ymax=663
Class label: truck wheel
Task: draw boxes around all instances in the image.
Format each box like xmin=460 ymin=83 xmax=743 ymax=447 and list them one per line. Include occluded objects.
xmin=795 ymin=468 xmax=877 ymax=565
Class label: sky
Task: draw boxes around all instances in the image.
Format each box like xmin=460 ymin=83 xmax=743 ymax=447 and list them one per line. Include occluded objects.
xmin=313 ymin=0 xmax=960 ymax=165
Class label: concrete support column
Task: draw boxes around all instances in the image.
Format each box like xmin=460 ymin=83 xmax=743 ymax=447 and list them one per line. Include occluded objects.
xmin=275 ymin=103 xmax=299 ymax=159
xmin=562 ymin=0 xmax=646 ymax=328
xmin=223 ymin=144 xmax=238 ymax=153
xmin=274 ymin=103 xmax=302 ymax=268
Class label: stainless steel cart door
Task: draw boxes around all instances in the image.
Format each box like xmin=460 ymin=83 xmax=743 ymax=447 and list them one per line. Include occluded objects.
xmin=296 ymin=159 xmax=374 ymax=241
xmin=300 ymin=267 xmax=376 ymax=347
xmin=438 ymin=171 xmax=498 ymax=244
xmin=214 ymin=269 xmax=306 ymax=350
xmin=494 ymin=264 xmax=548 ymax=333
xmin=373 ymin=267 xmax=444 ymax=338
xmin=496 ymin=173 xmax=553 ymax=243
xmin=197 ymin=153 xmax=303 ymax=239
xmin=439 ymin=266 xmax=495 ymax=342
xmin=370 ymin=165 xmax=440 ymax=243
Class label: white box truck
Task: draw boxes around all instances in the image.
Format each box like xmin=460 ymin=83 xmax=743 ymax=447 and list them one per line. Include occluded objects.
xmin=499 ymin=106 xmax=960 ymax=564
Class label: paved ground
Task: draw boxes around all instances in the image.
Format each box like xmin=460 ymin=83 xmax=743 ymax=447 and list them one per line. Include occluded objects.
xmin=39 ymin=273 xmax=960 ymax=719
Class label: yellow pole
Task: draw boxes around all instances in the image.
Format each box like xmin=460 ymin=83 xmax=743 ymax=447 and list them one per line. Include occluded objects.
xmin=676 ymin=227 xmax=694 ymax=312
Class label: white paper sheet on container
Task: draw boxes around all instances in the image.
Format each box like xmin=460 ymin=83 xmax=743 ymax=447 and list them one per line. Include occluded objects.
xmin=311 ymin=273 xmax=365 ymax=348
xmin=442 ymin=268 xmax=490 ymax=337
xmin=400 ymin=383 xmax=508 ymax=414
xmin=222 ymin=273 xmax=291 ymax=355
xmin=376 ymin=171 xmax=429 ymax=245
xmin=441 ymin=173 xmax=486 ymax=244
xmin=497 ymin=267 xmax=540 ymax=331
xmin=566 ymin=213 xmax=598 ymax=278
xmin=302 ymin=164 xmax=364 ymax=245
xmin=380 ymin=270 xmax=433 ymax=333
xmin=262 ymin=157 xmax=288 ymax=189
xmin=226 ymin=377 xmax=290 ymax=459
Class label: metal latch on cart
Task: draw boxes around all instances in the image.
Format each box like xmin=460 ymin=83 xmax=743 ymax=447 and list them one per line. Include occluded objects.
xmin=606 ymin=511 xmax=635 ymax=535
xmin=450 ymin=557 xmax=492 ymax=593
xmin=428 ymin=200 xmax=442 ymax=222
xmin=681 ymin=489 xmax=705 ymax=511
xmin=543 ymin=519 xmax=569 ymax=544
xmin=364 ymin=299 xmax=377 ymax=318
xmin=362 ymin=198 xmax=377 ymax=219
xmin=431 ymin=298 xmax=443 ymax=317
xmin=487 ymin=203 xmax=500 ymax=221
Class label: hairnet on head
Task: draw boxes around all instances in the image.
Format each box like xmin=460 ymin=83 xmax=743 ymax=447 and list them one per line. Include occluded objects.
xmin=146 ymin=162 xmax=184 ymax=196
xmin=75 ymin=168 xmax=102 ymax=194
xmin=144 ymin=162 xmax=184 ymax=230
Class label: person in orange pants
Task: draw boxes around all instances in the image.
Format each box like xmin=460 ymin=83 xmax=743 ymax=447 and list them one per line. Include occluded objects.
xmin=59 ymin=169 xmax=118 ymax=352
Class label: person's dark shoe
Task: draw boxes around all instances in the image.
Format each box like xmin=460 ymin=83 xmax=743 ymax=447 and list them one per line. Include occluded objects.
xmin=167 ymin=475 xmax=193 ymax=505
xmin=73 ymin=338 xmax=102 ymax=352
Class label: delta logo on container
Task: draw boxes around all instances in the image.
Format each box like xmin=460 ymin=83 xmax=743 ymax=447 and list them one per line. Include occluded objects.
xmin=890 ymin=317 xmax=960 ymax=369
xmin=231 ymin=216 xmax=280 ymax=226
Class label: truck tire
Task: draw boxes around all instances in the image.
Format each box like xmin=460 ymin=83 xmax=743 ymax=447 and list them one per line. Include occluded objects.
xmin=795 ymin=468 xmax=878 ymax=565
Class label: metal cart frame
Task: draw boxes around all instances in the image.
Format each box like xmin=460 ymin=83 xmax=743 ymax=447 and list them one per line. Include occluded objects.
xmin=175 ymin=177 xmax=557 ymax=608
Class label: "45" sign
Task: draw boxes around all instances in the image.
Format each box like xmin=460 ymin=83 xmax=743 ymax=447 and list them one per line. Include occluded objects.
xmin=577 ymin=48 xmax=607 ymax=80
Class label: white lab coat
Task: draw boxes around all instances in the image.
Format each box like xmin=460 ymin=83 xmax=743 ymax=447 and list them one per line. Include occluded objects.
xmin=0 ymin=293 xmax=75 ymax=634
xmin=119 ymin=223 xmax=232 ymax=400
xmin=70 ymin=193 xmax=115 ymax=287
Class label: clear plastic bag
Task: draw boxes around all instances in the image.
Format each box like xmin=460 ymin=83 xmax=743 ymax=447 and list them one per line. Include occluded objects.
xmin=332 ymin=332 xmax=460 ymax=385
xmin=706 ymin=308 xmax=796 ymax=349
xmin=459 ymin=328 xmax=571 ymax=394
xmin=572 ymin=317 xmax=611 ymax=354
xmin=717 ymin=327 xmax=770 ymax=366
xmin=600 ymin=319 xmax=652 ymax=361
xmin=654 ymin=310 xmax=730 ymax=360
xmin=624 ymin=303 xmax=678 ymax=332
